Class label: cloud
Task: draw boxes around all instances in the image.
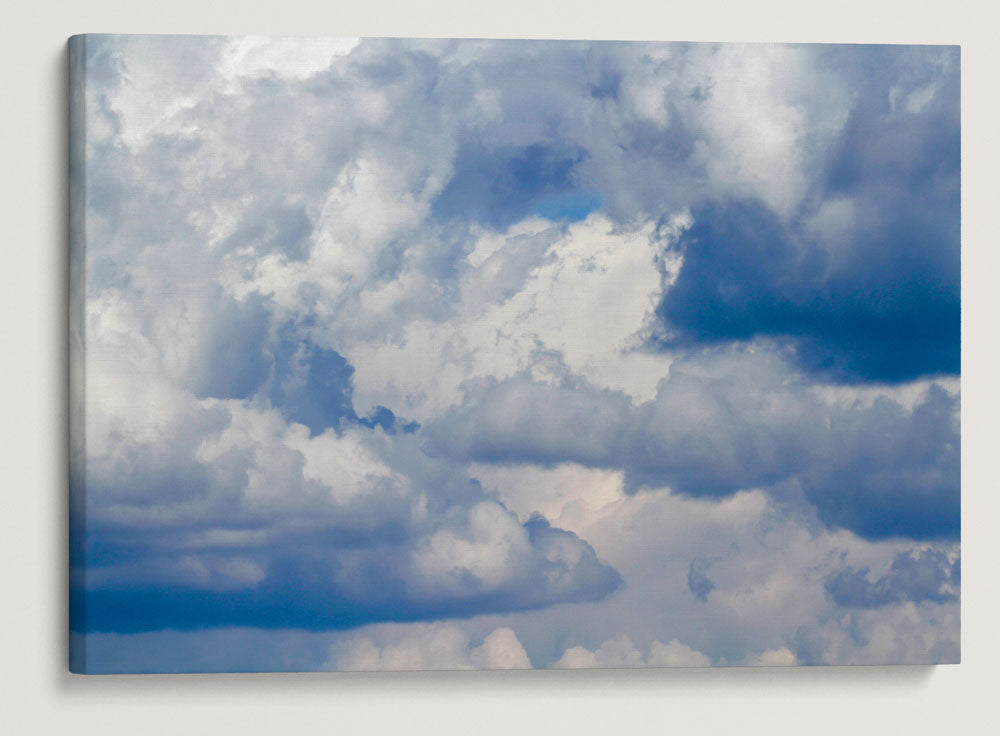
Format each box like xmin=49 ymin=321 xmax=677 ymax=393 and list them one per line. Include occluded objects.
xmin=77 ymin=412 xmax=621 ymax=633
xmin=654 ymin=197 xmax=959 ymax=383
xmin=432 ymin=142 xmax=595 ymax=229
xmin=687 ymin=556 xmax=716 ymax=602
xmin=221 ymin=36 xmax=359 ymax=84
xmin=430 ymin=348 xmax=959 ymax=540
xmin=825 ymin=548 xmax=960 ymax=608
xmin=74 ymin=466 xmax=960 ymax=671
xmin=653 ymin=46 xmax=959 ymax=383
xmin=793 ymin=600 xmax=960 ymax=665
xmin=744 ymin=647 xmax=799 ymax=667
xmin=476 ymin=464 xmax=959 ymax=668
xmin=339 ymin=214 xmax=673 ymax=422
xmin=554 ymin=635 xmax=711 ymax=669
xmin=801 ymin=385 xmax=959 ymax=540
xmin=330 ymin=623 xmax=531 ymax=671
xmin=75 ymin=290 xmax=620 ymax=637
xmin=265 ymin=329 xmax=359 ymax=434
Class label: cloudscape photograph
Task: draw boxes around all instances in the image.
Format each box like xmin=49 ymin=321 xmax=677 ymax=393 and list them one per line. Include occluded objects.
xmin=69 ymin=35 xmax=960 ymax=673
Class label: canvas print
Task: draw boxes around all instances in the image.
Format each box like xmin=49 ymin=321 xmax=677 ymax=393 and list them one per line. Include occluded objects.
xmin=69 ymin=35 xmax=960 ymax=673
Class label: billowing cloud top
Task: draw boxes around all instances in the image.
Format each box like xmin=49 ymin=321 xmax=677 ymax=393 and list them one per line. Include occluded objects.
xmin=69 ymin=35 xmax=959 ymax=671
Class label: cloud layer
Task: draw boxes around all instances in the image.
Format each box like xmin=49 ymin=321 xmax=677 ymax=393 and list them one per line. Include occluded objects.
xmin=429 ymin=349 xmax=959 ymax=540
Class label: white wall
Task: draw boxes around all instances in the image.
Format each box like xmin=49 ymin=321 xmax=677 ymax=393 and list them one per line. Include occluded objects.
xmin=2 ymin=1 xmax=997 ymax=734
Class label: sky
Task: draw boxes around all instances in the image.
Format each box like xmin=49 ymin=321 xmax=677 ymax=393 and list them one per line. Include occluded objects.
xmin=69 ymin=35 xmax=960 ymax=673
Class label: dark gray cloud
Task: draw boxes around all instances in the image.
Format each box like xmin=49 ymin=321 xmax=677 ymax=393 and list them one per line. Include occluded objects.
xmin=191 ymin=291 xmax=273 ymax=400
xmin=432 ymin=143 xmax=593 ymax=229
xmin=76 ymin=344 xmax=621 ymax=636
xmin=826 ymin=549 xmax=959 ymax=608
xmin=653 ymin=46 xmax=959 ymax=383
xmin=77 ymin=513 xmax=620 ymax=634
xmin=800 ymin=385 xmax=959 ymax=540
xmin=428 ymin=348 xmax=959 ymax=540
xmin=687 ymin=556 xmax=716 ymax=602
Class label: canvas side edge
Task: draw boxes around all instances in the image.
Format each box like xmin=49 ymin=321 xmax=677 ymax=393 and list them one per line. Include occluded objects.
xmin=68 ymin=33 xmax=88 ymax=675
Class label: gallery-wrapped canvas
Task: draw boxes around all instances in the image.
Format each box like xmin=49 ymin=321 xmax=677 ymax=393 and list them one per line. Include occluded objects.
xmin=68 ymin=35 xmax=960 ymax=674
